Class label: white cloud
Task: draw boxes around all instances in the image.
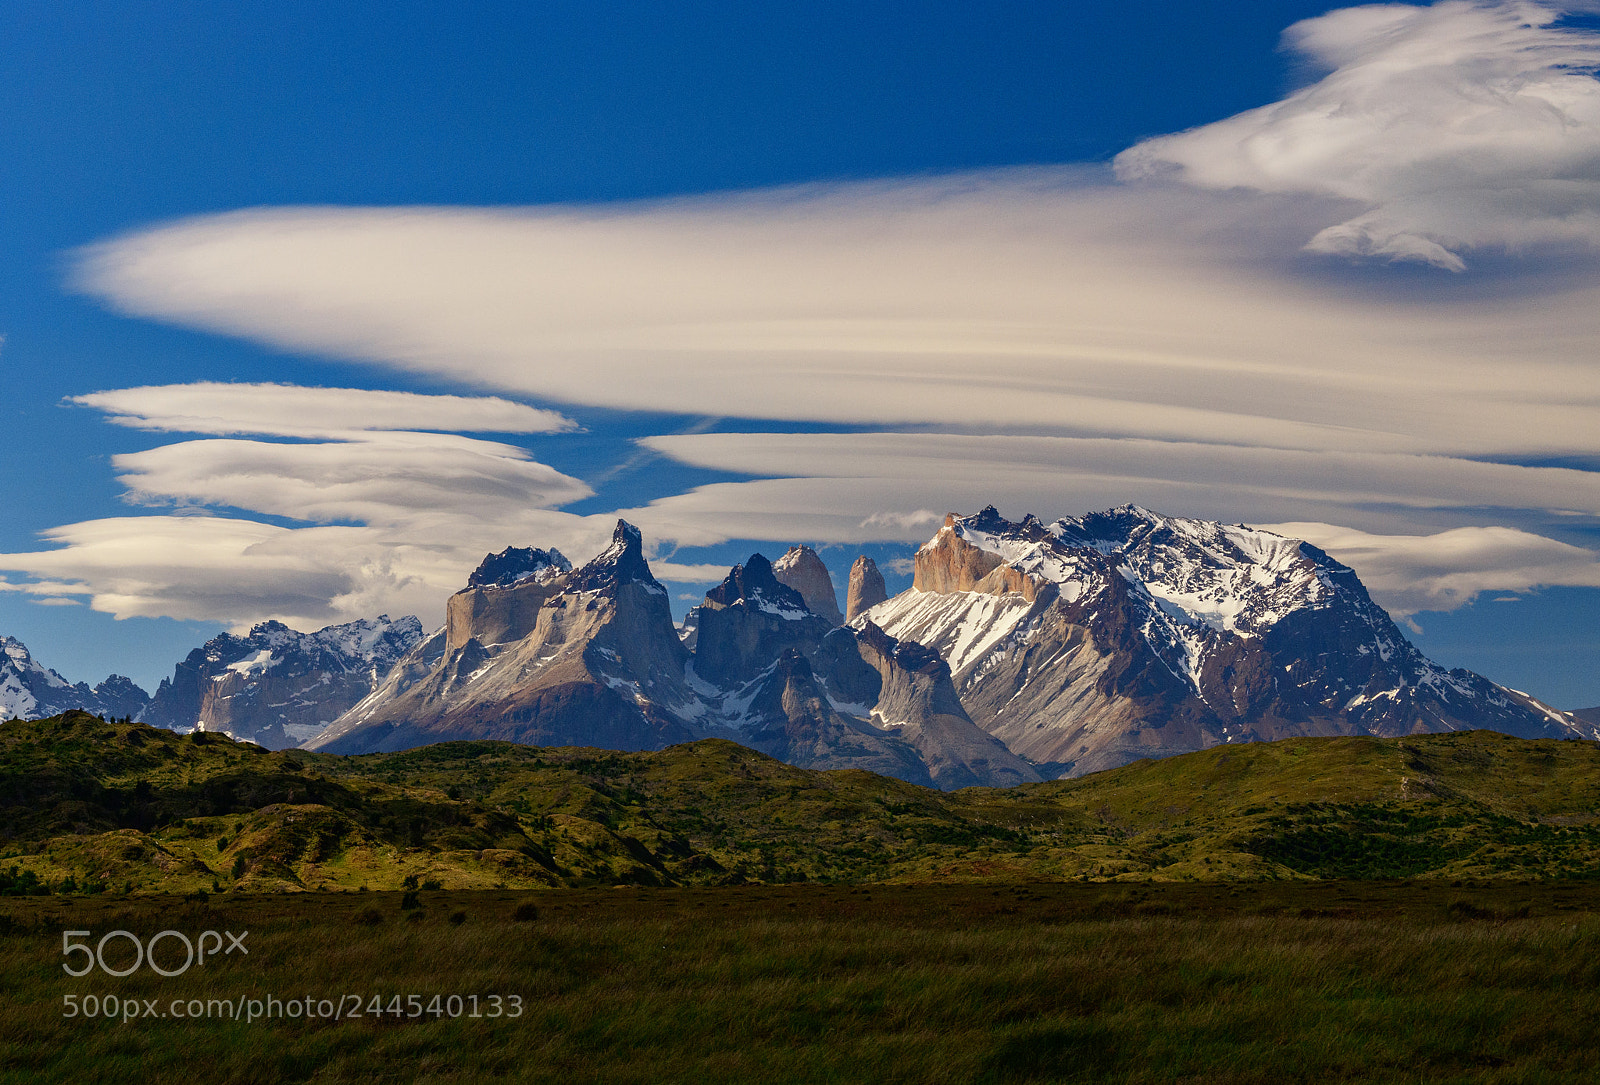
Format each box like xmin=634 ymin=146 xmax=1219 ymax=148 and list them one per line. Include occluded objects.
xmin=1261 ymin=520 xmax=1600 ymax=617
xmin=1117 ymin=1 xmax=1600 ymax=269
xmin=649 ymin=561 xmax=734 ymax=583
xmin=0 ymin=382 xmax=733 ymax=627
xmin=0 ymin=512 xmax=641 ymax=631
xmin=69 ymin=382 xmax=575 ymax=439
xmin=47 ymin=24 xmax=1600 ymax=630
xmin=0 ymin=385 xmax=611 ymax=629
xmin=68 ymin=181 xmax=1600 ymax=464
xmin=620 ymin=431 xmax=1600 ymax=618
xmin=629 ymin=431 xmax=1600 ymax=538
xmin=113 ymin=433 xmax=592 ymax=526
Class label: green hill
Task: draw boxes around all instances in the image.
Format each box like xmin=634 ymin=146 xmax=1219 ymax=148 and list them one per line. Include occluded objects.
xmin=3 ymin=712 xmax=1599 ymax=892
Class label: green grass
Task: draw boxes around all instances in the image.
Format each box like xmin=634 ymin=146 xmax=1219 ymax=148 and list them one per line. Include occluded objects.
xmin=3 ymin=883 xmax=1599 ymax=1083
xmin=6 ymin=713 xmax=1600 ymax=891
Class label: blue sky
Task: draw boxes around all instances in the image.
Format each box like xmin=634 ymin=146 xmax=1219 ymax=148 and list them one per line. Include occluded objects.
xmin=4 ymin=1 xmax=1600 ymax=709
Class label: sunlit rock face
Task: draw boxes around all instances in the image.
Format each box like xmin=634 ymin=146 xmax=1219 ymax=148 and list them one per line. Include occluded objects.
xmin=773 ymin=545 xmax=844 ymax=627
xmin=862 ymin=506 xmax=1595 ymax=776
xmin=845 ymin=556 xmax=887 ymax=623
xmin=309 ymin=521 xmax=699 ymax=756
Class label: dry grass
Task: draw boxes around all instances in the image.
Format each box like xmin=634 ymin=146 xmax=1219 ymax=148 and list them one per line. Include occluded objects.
xmin=1 ymin=882 xmax=1597 ymax=1083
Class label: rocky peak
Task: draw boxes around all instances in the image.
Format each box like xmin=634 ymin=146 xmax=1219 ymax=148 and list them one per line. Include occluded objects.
xmin=845 ymin=556 xmax=888 ymax=621
xmin=93 ymin=675 xmax=152 ymax=720
xmin=566 ymin=520 xmax=661 ymax=593
xmin=914 ymin=510 xmax=1055 ymax=600
xmin=2 ymin=634 xmax=150 ymax=722
xmin=694 ymin=555 xmax=833 ymax=687
xmin=704 ymin=554 xmax=809 ymax=616
xmin=466 ymin=545 xmax=572 ymax=590
xmin=772 ymin=545 xmax=843 ymax=625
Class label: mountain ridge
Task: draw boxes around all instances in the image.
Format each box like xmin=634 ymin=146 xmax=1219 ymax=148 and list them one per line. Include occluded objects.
xmin=4 ymin=711 xmax=1600 ymax=892
xmin=861 ymin=506 xmax=1591 ymax=775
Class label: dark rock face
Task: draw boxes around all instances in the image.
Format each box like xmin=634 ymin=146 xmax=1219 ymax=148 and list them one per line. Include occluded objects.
xmin=92 ymin=676 xmax=152 ymax=720
xmin=693 ymin=555 xmax=836 ymax=687
xmin=773 ymin=545 xmax=843 ymax=626
xmin=1 ymin=636 xmax=150 ymax=722
xmin=734 ymin=649 xmax=932 ymax=784
xmin=467 ymin=546 xmax=571 ymax=589
xmin=140 ymin=616 xmax=425 ymax=749
xmin=868 ymin=506 xmax=1596 ymax=777
xmin=848 ymin=622 xmax=1039 ymax=789
xmin=845 ymin=556 xmax=888 ymax=621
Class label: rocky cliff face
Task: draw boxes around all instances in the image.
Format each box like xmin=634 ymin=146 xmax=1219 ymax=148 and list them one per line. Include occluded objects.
xmin=850 ymin=621 xmax=1039 ymax=789
xmin=140 ymin=616 xmax=425 ymax=749
xmin=308 ymin=521 xmax=701 ymax=755
xmin=1 ymin=636 xmax=149 ymax=722
xmin=862 ymin=506 xmax=1596 ymax=776
xmin=730 ymin=649 xmax=934 ymax=783
xmin=692 ymin=555 xmax=837 ymax=687
xmin=845 ymin=556 xmax=888 ymax=622
xmin=307 ymin=527 xmax=1037 ymax=789
xmin=772 ymin=545 xmax=843 ymax=626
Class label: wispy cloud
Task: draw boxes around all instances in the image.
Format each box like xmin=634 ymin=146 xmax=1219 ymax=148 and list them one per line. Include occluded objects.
xmin=42 ymin=3 xmax=1600 ymax=630
xmin=114 ymin=433 xmax=592 ymax=526
xmin=0 ymin=385 xmax=612 ymax=630
xmin=69 ymin=382 xmax=575 ymax=440
xmin=68 ymin=182 xmax=1600 ymax=460
xmin=1118 ymin=1 xmax=1600 ymax=269
xmin=1261 ymin=521 xmax=1600 ymax=618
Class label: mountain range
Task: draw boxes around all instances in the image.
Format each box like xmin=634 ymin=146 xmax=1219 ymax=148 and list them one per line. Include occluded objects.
xmin=4 ymin=505 xmax=1596 ymax=787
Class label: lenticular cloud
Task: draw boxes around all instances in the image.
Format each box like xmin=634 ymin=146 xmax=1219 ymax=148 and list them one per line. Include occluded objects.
xmin=1116 ymin=0 xmax=1600 ymax=269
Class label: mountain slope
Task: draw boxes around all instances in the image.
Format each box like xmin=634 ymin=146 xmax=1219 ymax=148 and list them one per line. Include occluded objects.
xmin=863 ymin=506 xmax=1592 ymax=776
xmin=311 ymin=532 xmax=1037 ymax=788
xmin=6 ymin=713 xmax=1600 ymax=892
xmin=1 ymin=635 xmax=148 ymax=722
xmin=308 ymin=522 xmax=703 ymax=754
xmin=139 ymin=616 xmax=425 ymax=749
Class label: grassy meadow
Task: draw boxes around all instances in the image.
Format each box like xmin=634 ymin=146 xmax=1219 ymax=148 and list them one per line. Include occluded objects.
xmin=6 ymin=713 xmax=1600 ymax=1080
xmin=3 ymin=882 xmax=1599 ymax=1083
xmin=6 ymin=713 xmax=1600 ymax=892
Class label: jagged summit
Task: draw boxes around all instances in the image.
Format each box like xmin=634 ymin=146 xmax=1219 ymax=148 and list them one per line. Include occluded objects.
xmin=773 ymin=545 xmax=844 ymax=625
xmin=705 ymin=554 xmax=810 ymax=616
xmin=1 ymin=635 xmax=149 ymax=722
xmin=694 ymin=554 xmax=831 ymax=687
xmin=310 ymin=519 xmax=694 ymax=756
xmin=466 ymin=545 xmax=571 ymax=590
xmin=566 ymin=520 xmax=660 ymax=592
xmin=139 ymin=615 xmax=424 ymax=748
xmin=866 ymin=505 xmax=1592 ymax=775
